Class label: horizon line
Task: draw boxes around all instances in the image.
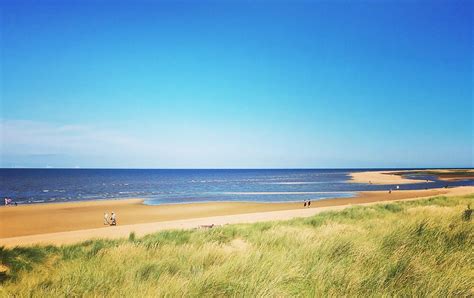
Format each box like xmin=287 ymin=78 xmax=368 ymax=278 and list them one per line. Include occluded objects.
xmin=1 ymin=167 xmax=473 ymax=170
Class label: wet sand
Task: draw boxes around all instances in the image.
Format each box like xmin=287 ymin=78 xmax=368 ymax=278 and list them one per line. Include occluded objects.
xmin=409 ymin=169 xmax=474 ymax=181
xmin=1 ymin=186 xmax=473 ymax=247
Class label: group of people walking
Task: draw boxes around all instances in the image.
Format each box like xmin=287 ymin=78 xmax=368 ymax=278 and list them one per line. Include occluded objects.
xmin=303 ymin=199 xmax=311 ymax=208
xmin=4 ymin=197 xmax=17 ymax=206
xmin=103 ymin=212 xmax=117 ymax=226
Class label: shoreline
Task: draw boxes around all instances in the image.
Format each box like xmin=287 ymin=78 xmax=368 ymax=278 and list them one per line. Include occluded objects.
xmin=1 ymin=186 xmax=473 ymax=247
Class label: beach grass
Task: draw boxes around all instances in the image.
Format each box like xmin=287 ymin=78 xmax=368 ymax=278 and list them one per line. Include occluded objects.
xmin=1 ymin=194 xmax=473 ymax=296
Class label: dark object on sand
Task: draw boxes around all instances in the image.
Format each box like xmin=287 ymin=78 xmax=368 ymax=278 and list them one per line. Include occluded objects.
xmin=110 ymin=212 xmax=117 ymax=226
xmin=308 ymin=200 xmax=311 ymax=208
xmin=200 ymin=224 xmax=215 ymax=229
xmin=304 ymin=201 xmax=307 ymax=207
xmin=463 ymin=205 xmax=472 ymax=221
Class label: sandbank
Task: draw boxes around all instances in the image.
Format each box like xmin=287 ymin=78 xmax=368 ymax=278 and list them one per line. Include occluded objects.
xmin=350 ymin=170 xmax=427 ymax=184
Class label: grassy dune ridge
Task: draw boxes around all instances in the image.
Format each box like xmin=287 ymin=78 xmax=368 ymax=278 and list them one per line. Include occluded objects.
xmin=1 ymin=195 xmax=473 ymax=296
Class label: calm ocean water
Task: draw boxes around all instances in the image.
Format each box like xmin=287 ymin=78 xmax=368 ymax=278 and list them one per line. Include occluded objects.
xmin=0 ymin=169 xmax=472 ymax=205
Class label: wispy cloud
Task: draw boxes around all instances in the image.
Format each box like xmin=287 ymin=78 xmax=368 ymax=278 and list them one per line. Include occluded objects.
xmin=4 ymin=119 xmax=468 ymax=168
xmin=0 ymin=119 xmax=167 ymax=167
xmin=1 ymin=119 xmax=148 ymax=154
xmin=0 ymin=119 xmax=292 ymax=168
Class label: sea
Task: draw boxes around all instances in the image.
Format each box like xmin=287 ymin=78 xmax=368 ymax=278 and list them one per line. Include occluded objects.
xmin=0 ymin=169 xmax=472 ymax=205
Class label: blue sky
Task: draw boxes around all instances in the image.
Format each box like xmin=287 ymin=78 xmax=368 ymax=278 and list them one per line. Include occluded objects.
xmin=1 ymin=0 xmax=472 ymax=168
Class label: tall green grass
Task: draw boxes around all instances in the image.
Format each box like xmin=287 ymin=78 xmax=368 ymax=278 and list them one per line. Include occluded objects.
xmin=1 ymin=194 xmax=473 ymax=296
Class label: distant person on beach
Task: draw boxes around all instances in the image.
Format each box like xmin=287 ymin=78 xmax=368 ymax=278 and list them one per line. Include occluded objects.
xmin=303 ymin=200 xmax=307 ymax=207
xmin=389 ymin=189 xmax=392 ymax=194
xmin=308 ymin=200 xmax=311 ymax=208
xmin=110 ymin=212 xmax=116 ymax=226
xmin=4 ymin=198 xmax=13 ymax=206
xmin=104 ymin=212 xmax=109 ymax=225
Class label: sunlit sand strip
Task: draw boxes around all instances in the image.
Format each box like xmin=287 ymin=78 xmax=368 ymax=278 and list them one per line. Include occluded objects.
xmin=350 ymin=170 xmax=427 ymax=185
xmin=0 ymin=206 xmax=348 ymax=247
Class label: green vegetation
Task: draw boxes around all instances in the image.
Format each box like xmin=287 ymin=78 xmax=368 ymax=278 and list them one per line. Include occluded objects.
xmin=394 ymin=170 xmax=474 ymax=178
xmin=423 ymin=170 xmax=474 ymax=178
xmin=1 ymin=195 xmax=473 ymax=296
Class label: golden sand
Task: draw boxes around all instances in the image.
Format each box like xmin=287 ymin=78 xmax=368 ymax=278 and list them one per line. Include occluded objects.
xmin=350 ymin=170 xmax=426 ymax=184
xmin=1 ymin=186 xmax=472 ymax=247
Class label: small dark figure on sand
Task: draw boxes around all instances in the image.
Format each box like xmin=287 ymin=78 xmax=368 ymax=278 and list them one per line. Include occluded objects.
xmin=389 ymin=189 xmax=392 ymax=194
xmin=110 ymin=212 xmax=117 ymax=226
xmin=303 ymin=200 xmax=307 ymax=207
xmin=308 ymin=200 xmax=311 ymax=208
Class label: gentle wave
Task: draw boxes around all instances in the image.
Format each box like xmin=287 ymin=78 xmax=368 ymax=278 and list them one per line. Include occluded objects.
xmin=3 ymin=169 xmax=465 ymax=205
xmin=258 ymin=182 xmax=341 ymax=185
xmin=216 ymin=191 xmax=353 ymax=195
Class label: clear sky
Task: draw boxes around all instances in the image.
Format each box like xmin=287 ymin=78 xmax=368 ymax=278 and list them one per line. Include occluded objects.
xmin=0 ymin=0 xmax=472 ymax=168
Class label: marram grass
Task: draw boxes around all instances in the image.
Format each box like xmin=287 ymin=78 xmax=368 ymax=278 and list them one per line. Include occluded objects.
xmin=1 ymin=195 xmax=473 ymax=297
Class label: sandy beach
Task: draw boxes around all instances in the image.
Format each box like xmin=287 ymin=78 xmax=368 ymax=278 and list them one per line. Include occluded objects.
xmin=350 ymin=170 xmax=427 ymax=184
xmin=1 ymin=186 xmax=473 ymax=247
